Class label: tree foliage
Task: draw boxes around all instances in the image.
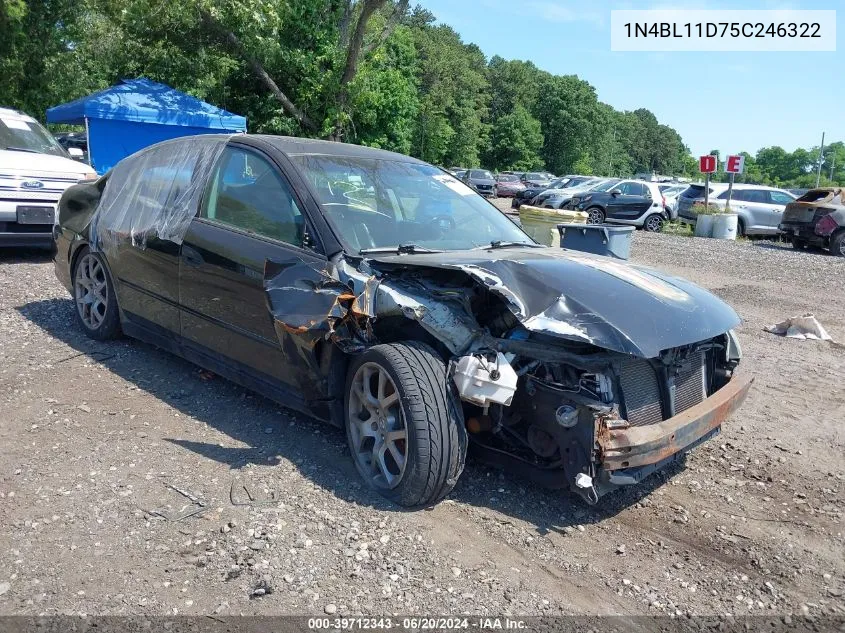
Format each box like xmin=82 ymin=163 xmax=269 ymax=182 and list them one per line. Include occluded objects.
xmin=3 ymin=0 xmax=839 ymax=185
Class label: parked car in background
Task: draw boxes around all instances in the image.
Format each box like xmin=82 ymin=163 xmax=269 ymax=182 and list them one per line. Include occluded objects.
xmin=564 ymin=179 xmax=667 ymax=232
xmin=519 ymin=172 xmax=552 ymax=188
xmin=53 ymin=134 xmax=750 ymax=507
xmin=1 ymin=107 xmax=96 ymax=247
xmin=54 ymin=131 xmax=89 ymax=163
xmin=512 ymin=177 xmax=565 ymax=209
xmin=677 ymin=184 xmax=796 ymax=236
xmin=532 ymin=177 xmax=613 ymax=209
xmin=462 ymin=169 xmax=497 ymax=197
xmin=779 ymin=188 xmax=845 ymax=257
xmin=510 ymin=175 xmax=593 ymax=210
xmin=540 ymin=172 xmax=556 ymax=181
xmin=448 ymin=167 xmax=468 ymax=179
xmin=495 ymin=173 xmax=526 ymax=197
xmin=658 ymin=183 xmax=689 ymax=220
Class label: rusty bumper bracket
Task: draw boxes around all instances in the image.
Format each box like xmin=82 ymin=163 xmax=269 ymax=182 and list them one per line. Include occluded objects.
xmin=600 ymin=373 xmax=754 ymax=471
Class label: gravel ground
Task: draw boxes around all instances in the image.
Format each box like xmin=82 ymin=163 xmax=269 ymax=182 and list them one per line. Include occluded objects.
xmin=0 ymin=223 xmax=843 ymax=619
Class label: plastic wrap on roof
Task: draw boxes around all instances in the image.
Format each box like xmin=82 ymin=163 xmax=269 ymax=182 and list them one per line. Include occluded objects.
xmin=90 ymin=136 xmax=229 ymax=253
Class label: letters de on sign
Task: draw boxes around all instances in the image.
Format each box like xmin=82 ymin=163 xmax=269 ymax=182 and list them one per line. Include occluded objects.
xmin=725 ymin=155 xmax=745 ymax=174
xmin=699 ymin=155 xmax=717 ymax=173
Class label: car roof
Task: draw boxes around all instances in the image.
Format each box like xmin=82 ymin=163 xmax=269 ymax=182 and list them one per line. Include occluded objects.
xmin=254 ymin=135 xmax=427 ymax=164
xmin=726 ymin=183 xmax=792 ymax=192
xmin=0 ymin=107 xmax=36 ymax=122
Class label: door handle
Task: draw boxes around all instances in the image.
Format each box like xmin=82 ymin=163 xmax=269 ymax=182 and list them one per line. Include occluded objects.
xmin=182 ymin=246 xmax=204 ymax=267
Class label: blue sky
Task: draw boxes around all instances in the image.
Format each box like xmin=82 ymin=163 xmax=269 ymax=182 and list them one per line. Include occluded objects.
xmin=417 ymin=0 xmax=842 ymax=157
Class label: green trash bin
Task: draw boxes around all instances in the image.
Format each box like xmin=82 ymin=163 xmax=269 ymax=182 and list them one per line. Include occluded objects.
xmin=557 ymin=223 xmax=635 ymax=260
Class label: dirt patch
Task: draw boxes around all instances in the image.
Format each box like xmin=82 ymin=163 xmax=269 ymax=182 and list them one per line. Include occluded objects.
xmin=0 ymin=232 xmax=843 ymax=617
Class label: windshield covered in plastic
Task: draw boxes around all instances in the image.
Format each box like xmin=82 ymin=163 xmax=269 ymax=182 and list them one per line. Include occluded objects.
xmin=0 ymin=116 xmax=67 ymax=157
xmin=291 ymin=156 xmax=534 ymax=252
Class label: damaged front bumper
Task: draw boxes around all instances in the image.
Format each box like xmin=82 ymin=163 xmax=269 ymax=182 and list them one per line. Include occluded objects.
xmin=594 ymin=373 xmax=754 ymax=494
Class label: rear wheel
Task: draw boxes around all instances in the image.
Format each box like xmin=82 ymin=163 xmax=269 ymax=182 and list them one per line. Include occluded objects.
xmin=736 ymin=218 xmax=746 ymax=237
xmin=586 ymin=207 xmax=605 ymax=224
xmin=344 ymin=342 xmax=466 ymax=507
xmin=792 ymin=237 xmax=806 ymax=250
xmin=643 ymin=213 xmax=664 ymax=233
xmin=831 ymin=231 xmax=845 ymax=258
xmin=72 ymin=248 xmax=121 ymax=340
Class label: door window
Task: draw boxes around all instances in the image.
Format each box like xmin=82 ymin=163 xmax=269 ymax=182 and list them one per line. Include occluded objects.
xmin=203 ymin=147 xmax=305 ymax=246
xmin=619 ymin=182 xmax=646 ymax=196
xmin=743 ymin=190 xmax=769 ymax=204
xmin=768 ymin=191 xmax=794 ymax=205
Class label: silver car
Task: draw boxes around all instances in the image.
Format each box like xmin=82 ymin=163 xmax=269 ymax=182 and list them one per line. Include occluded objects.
xmin=658 ymin=184 xmax=689 ymax=220
xmin=677 ymin=184 xmax=796 ymax=236
xmin=532 ymin=178 xmax=616 ymax=209
xmin=462 ymin=169 xmax=497 ymax=197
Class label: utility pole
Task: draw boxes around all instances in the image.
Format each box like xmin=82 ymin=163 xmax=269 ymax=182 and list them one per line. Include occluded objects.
xmin=830 ymin=154 xmax=836 ymax=182
xmin=607 ymin=127 xmax=617 ymax=176
xmin=815 ymin=132 xmax=825 ymax=188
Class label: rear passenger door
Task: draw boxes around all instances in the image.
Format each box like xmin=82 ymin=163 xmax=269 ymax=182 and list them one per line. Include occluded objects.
xmin=178 ymin=144 xmax=323 ymax=390
xmin=730 ymin=189 xmax=771 ymax=233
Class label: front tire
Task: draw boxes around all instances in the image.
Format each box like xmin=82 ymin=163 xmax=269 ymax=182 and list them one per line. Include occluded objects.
xmin=72 ymin=248 xmax=121 ymax=340
xmin=344 ymin=342 xmax=467 ymax=507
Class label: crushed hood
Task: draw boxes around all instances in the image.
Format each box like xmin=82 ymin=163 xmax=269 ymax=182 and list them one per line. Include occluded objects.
xmin=368 ymin=247 xmax=741 ymax=358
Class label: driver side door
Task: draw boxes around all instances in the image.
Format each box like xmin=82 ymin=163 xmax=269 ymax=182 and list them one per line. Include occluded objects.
xmin=178 ymin=144 xmax=324 ymax=392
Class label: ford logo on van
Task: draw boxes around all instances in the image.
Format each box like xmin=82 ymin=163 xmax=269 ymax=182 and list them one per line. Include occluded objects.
xmin=21 ymin=180 xmax=45 ymax=189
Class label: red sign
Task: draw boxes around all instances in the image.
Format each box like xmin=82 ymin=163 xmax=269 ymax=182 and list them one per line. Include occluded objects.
xmin=699 ymin=155 xmax=717 ymax=173
xmin=725 ymin=154 xmax=746 ymax=174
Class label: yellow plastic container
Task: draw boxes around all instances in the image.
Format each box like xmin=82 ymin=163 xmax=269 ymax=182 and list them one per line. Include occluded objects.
xmin=518 ymin=206 xmax=588 ymax=246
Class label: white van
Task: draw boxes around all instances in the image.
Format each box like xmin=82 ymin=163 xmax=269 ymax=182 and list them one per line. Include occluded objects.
xmin=1 ymin=107 xmax=96 ymax=247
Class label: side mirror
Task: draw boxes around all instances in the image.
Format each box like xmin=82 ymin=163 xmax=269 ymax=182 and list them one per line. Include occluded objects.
xmin=68 ymin=147 xmax=84 ymax=158
xmin=610 ymin=189 xmax=622 ymax=196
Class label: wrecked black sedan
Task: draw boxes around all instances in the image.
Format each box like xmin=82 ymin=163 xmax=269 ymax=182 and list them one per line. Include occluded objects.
xmin=53 ymin=135 xmax=752 ymax=507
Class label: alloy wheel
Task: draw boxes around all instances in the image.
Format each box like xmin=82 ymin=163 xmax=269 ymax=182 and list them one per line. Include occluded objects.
xmin=347 ymin=362 xmax=408 ymax=489
xmin=645 ymin=214 xmax=664 ymax=232
xmin=75 ymin=253 xmax=108 ymax=330
xmin=587 ymin=208 xmax=604 ymax=224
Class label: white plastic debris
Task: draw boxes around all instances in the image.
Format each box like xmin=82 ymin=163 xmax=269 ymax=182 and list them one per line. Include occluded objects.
xmin=765 ymin=314 xmax=833 ymax=341
xmin=453 ymin=353 xmax=518 ymax=407
xmin=575 ymin=473 xmax=593 ymax=489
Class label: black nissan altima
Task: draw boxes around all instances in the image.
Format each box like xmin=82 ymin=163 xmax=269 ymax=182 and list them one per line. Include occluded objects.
xmin=53 ymin=135 xmax=752 ymax=507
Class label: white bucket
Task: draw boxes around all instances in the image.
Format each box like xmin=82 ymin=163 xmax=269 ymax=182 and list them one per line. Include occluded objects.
xmin=711 ymin=213 xmax=738 ymax=240
xmin=694 ymin=214 xmax=714 ymax=237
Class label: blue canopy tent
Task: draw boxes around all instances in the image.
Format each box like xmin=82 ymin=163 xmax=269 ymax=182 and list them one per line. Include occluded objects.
xmin=46 ymin=78 xmax=247 ymax=174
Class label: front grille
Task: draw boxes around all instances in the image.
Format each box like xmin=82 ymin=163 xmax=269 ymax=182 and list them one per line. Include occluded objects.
xmin=619 ymin=358 xmax=663 ymax=427
xmin=674 ymin=350 xmax=706 ymax=413
xmin=619 ymin=350 xmax=708 ymax=427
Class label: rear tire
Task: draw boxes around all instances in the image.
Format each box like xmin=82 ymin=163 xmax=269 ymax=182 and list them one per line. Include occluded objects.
xmin=792 ymin=237 xmax=806 ymax=250
xmin=736 ymin=218 xmax=746 ymax=237
xmin=344 ymin=342 xmax=467 ymax=508
xmin=586 ymin=207 xmax=605 ymax=224
xmin=831 ymin=231 xmax=845 ymax=258
xmin=643 ymin=213 xmax=664 ymax=233
xmin=72 ymin=248 xmax=121 ymax=340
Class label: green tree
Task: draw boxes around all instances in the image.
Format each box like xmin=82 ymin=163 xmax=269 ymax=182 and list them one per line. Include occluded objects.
xmin=487 ymin=104 xmax=543 ymax=171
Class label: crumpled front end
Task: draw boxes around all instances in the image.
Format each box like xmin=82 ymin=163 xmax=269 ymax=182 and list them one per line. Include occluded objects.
xmin=261 ymin=248 xmax=750 ymax=502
